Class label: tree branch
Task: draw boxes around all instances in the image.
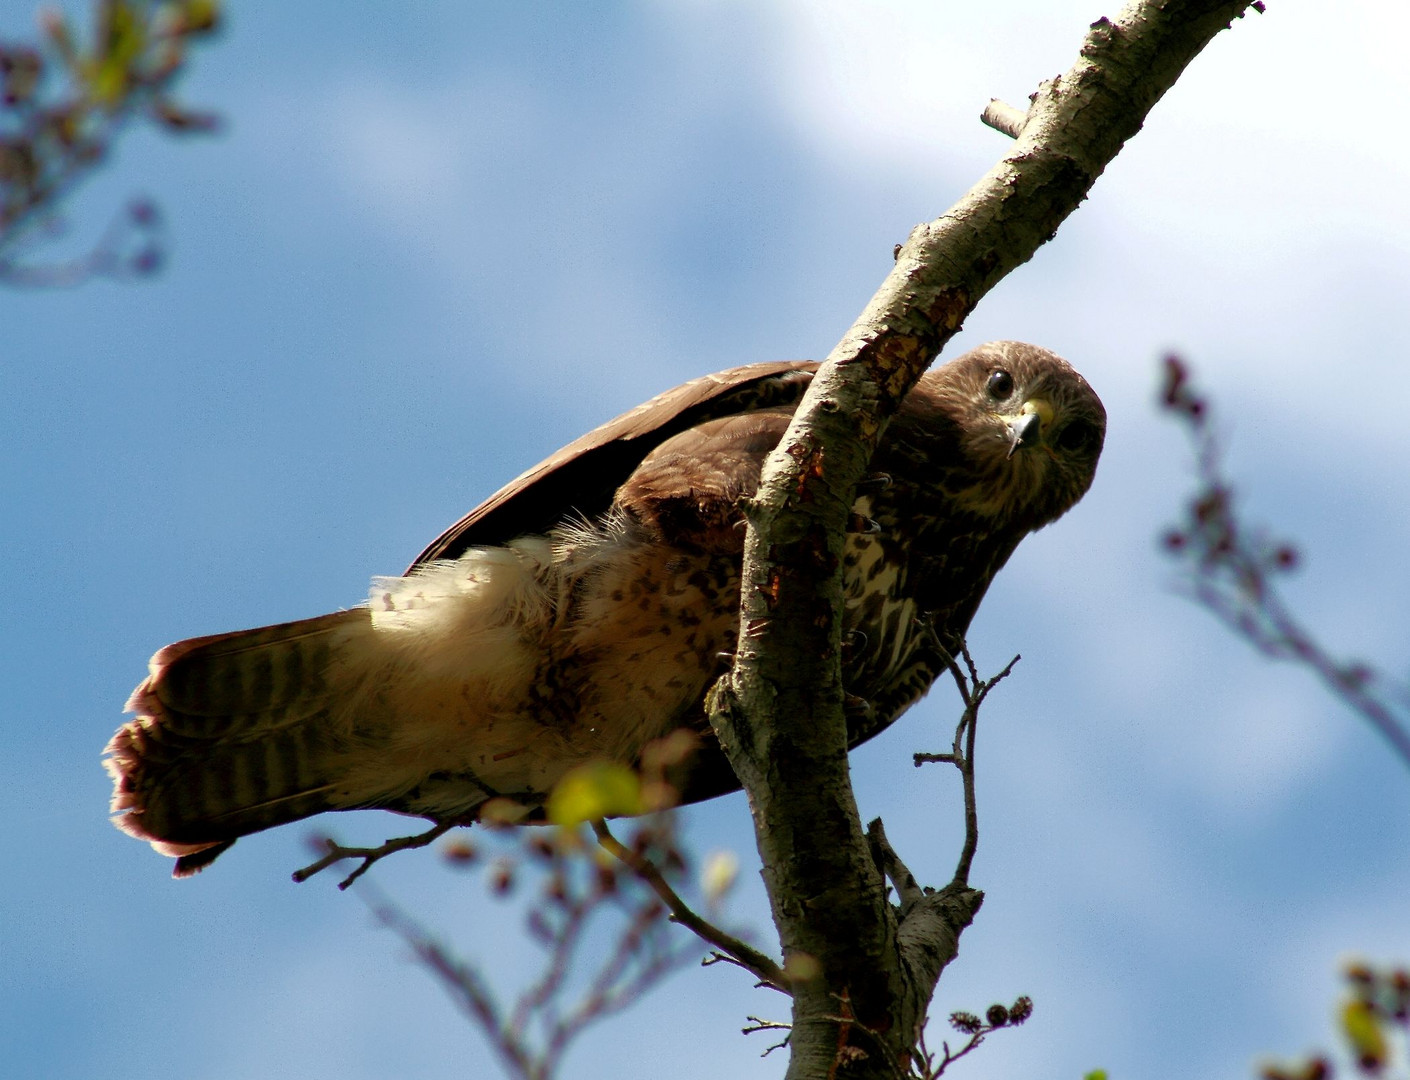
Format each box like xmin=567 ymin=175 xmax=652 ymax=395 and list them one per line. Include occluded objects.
xmin=707 ymin=3 xmax=1264 ymax=1076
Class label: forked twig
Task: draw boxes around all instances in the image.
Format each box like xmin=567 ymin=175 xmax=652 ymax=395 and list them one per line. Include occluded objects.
xmin=293 ymin=820 xmax=461 ymax=888
xmin=913 ymin=645 xmax=1020 ymax=887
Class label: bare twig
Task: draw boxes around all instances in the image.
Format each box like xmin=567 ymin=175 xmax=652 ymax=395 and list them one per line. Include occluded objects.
xmin=538 ymin=892 xmax=685 ymax=1075
xmin=507 ymin=876 xmax=593 ymax=1045
xmin=913 ymin=646 xmax=1020 ymax=888
xmin=825 ymin=988 xmax=859 ymax=1080
xmin=702 ymin=949 xmax=777 ymax=984
xmin=1159 ymin=356 xmax=1410 ymax=771
xmin=592 ymin=819 xmax=789 ymax=992
xmin=743 ymin=1015 xmax=793 ymax=1058
xmin=0 ymin=198 xmax=163 ymax=286
xmin=293 ymin=820 xmax=460 ymax=888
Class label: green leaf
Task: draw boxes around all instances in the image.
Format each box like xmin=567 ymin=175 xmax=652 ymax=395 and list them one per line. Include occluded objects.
xmin=183 ymin=0 xmax=222 ymax=34
xmin=89 ymin=2 xmax=145 ymax=108
xmin=546 ymin=762 xmax=644 ymax=826
xmin=1340 ymin=998 xmax=1387 ymax=1069
xmin=1084 ymin=1071 xmax=1109 ymax=1080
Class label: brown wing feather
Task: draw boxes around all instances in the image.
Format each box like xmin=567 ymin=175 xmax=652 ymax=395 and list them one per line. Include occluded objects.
xmin=615 ymin=408 xmax=795 ymax=552
xmin=410 ymin=361 xmax=816 ymax=565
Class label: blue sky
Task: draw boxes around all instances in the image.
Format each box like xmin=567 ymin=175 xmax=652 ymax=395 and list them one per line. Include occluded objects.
xmin=3 ymin=2 xmax=1408 ymax=1078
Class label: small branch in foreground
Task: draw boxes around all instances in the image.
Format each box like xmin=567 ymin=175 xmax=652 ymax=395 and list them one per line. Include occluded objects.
xmin=293 ymin=819 xmax=459 ymax=888
xmin=592 ymin=819 xmax=789 ymax=992
xmin=1159 ymin=355 xmax=1410 ymax=771
xmin=1261 ymin=960 xmax=1408 ymax=1080
xmin=364 ymin=886 xmax=536 ymax=1080
xmin=362 ymin=820 xmax=697 ymax=1080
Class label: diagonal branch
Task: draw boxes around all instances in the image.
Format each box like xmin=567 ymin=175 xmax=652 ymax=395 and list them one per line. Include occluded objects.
xmin=592 ymin=819 xmax=789 ymax=992
xmin=707 ymin=3 xmax=1265 ymax=1076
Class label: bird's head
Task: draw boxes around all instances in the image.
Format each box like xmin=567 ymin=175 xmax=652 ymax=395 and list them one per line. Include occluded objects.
xmin=918 ymin=341 xmax=1106 ymax=530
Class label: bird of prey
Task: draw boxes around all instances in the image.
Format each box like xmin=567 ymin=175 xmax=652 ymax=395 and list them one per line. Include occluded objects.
xmin=105 ymin=341 xmax=1105 ymax=876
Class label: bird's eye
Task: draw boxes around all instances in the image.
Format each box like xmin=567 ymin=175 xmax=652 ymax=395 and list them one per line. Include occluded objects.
xmin=986 ymin=370 xmax=1014 ymax=400
xmin=1056 ymin=420 xmax=1096 ymax=454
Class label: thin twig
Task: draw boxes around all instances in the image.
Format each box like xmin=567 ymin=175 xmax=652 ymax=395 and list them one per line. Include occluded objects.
xmin=912 ymin=997 xmax=1034 ymax=1079
xmin=924 ymin=647 xmax=1020 ymax=887
xmin=508 ymin=883 xmax=592 ymax=1044
xmin=293 ymin=820 xmax=460 ymax=888
xmin=825 ymin=988 xmax=856 ymax=1080
xmin=702 ymin=949 xmax=777 ymax=985
xmin=544 ymin=897 xmax=686 ymax=1072
xmin=742 ymin=1015 xmax=793 ymax=1058
xmin=592 ymin=819 xmax=789 ymax=992
xmin=0 ymin=200 xmax=164 ymax=286
xmin=360 ymin=829 xmax=696 ymax=1080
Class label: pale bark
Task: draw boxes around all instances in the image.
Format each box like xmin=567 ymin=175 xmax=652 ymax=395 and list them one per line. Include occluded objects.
xmin=707 ymin=2 xmax=1264 ymax=1076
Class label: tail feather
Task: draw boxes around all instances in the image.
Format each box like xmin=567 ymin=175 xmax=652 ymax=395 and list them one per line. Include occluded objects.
xmin=107 ymin=541 xmax=566 ymax=876
xmin=106 ymin=610 xmax=373 ymax=871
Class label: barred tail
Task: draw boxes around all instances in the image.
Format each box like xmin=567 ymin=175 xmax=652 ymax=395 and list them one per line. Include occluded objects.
xmin=105 ymin=610 xmax=385 ymax=875
xmin=106 ymin=543 xmax=561 ymax=876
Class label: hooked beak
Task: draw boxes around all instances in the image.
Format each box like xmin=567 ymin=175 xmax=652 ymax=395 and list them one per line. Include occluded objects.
xmin=1006 ymin=398 xmax=1053 ymax=459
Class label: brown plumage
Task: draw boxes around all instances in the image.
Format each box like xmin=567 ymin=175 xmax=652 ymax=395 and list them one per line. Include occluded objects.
xmin=105 ymin=341 xmax=1105 ymax=875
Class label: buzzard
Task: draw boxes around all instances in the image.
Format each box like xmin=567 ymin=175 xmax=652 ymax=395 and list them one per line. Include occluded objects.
xmin=105 ymin=341 xmax=1105 ymax=875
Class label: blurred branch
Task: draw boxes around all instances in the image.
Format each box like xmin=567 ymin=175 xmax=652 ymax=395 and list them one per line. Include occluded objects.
xmin=1159 ymin=355 xmax=1410 ymax=771
xmin=0 ymin=0 xmax=220 ymax=285
xmin=364 ymin=818 xmax=701 ymax=1080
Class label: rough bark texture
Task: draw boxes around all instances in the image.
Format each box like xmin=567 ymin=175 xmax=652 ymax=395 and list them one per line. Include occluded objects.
xmin=706 ymin=3 xmax=1261 ymax=1076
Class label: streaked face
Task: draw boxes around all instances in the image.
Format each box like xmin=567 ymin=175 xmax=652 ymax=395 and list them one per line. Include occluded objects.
xmin=933 ymin=342 xmax=1106 ymax=529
